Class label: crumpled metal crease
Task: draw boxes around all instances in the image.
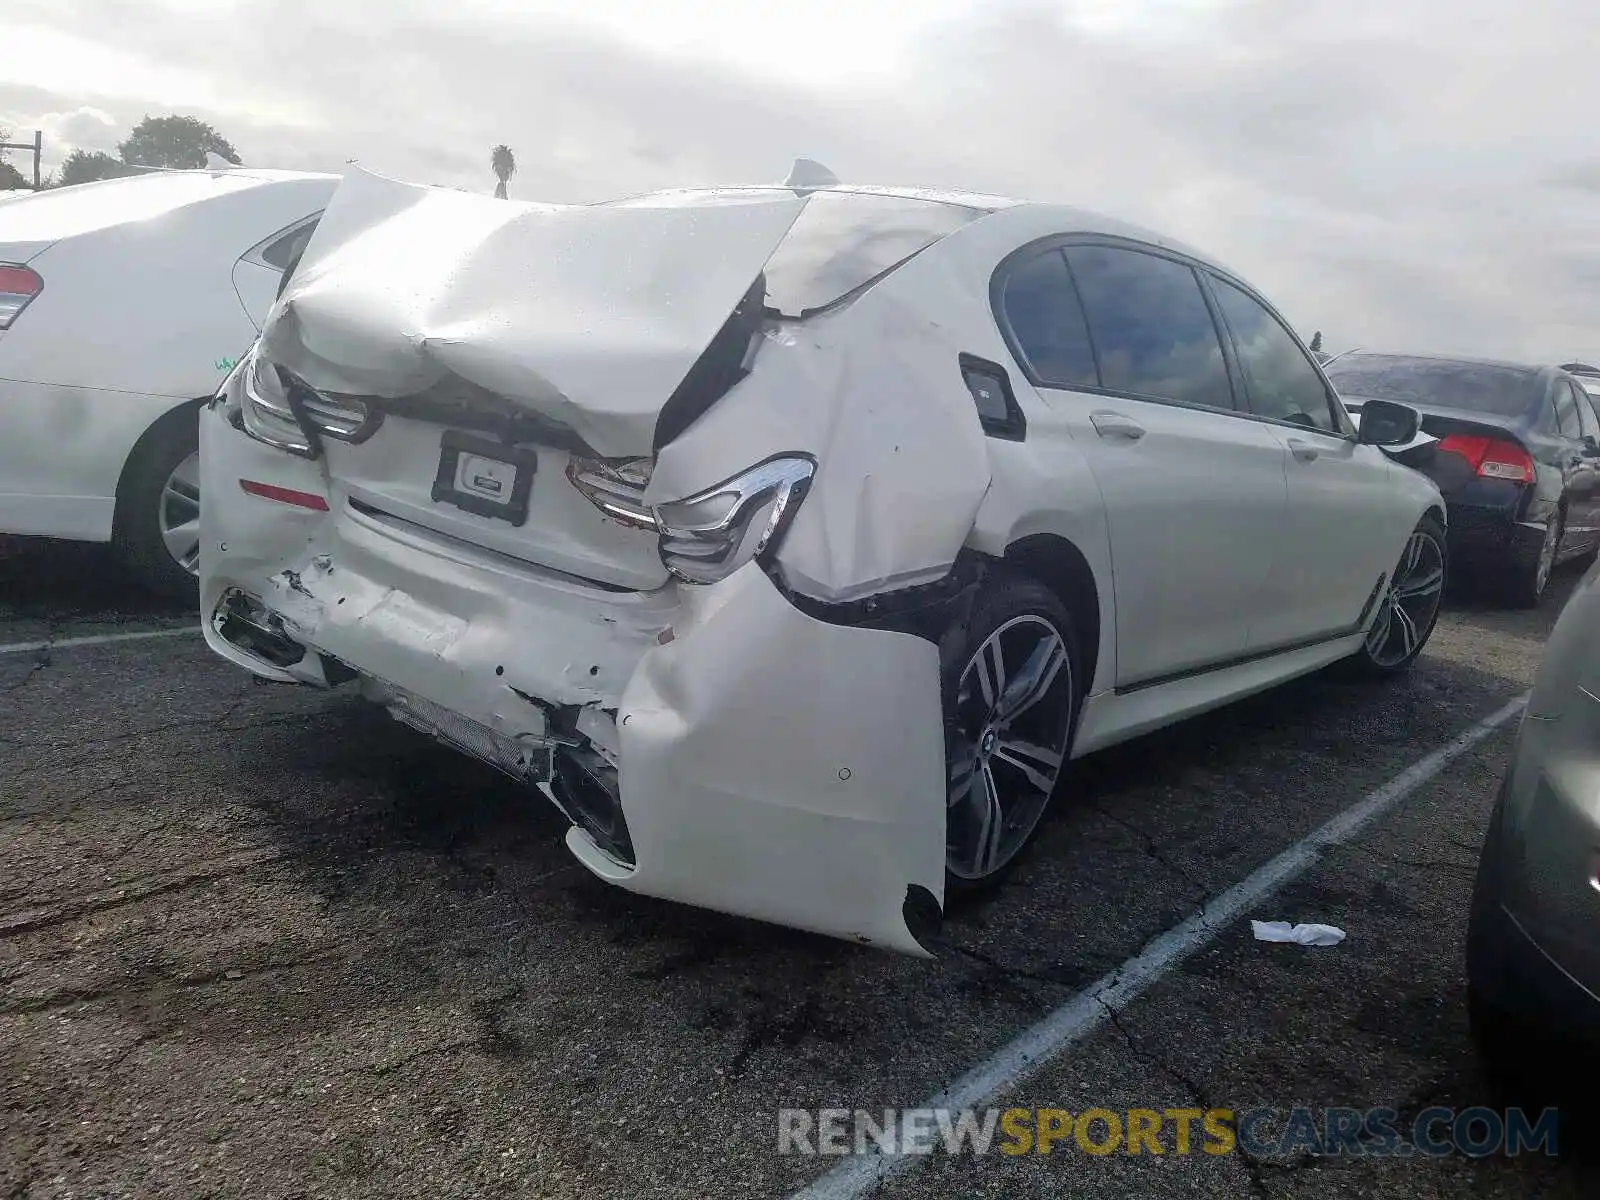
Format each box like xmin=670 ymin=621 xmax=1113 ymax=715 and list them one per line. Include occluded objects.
xmin=262 ymin=166 xmax=807 ymax=458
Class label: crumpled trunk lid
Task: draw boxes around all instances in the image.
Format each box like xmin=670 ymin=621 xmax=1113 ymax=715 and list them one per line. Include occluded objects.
xmin=264 ymin=169 xmax=808 ymax=460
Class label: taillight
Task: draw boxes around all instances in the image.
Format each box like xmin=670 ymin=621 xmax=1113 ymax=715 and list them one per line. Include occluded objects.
xmin=566 ymin=456 xmax=656 ymax=530
xmin=0 ymin=263 xmax=42 ymax=329
xmin=654 ymin=455 xmax=816 ymax=584
xmin=1436 ymin=434 xmax=1535 ymax=484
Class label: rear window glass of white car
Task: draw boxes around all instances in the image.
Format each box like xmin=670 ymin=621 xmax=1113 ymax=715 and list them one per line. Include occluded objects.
xmin=260 ymin=217 xmax=321 ymax=270
xmin=999 ymin=249 xmax=1098 ymax=389
xmin=1208 ymin=274 xmax=1338 ymax=433
xmin=1323 ymin=354 xmax=1542 ymax=419
xmin=761 ymin=191 xmax=982 ymax=318
xmin=1063 ymin=245 xmax=1234 ymax=410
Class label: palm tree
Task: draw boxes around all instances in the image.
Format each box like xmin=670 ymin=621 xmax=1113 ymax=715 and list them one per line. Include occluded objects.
xmin=491 ymin=144 xmax=516 ymax=199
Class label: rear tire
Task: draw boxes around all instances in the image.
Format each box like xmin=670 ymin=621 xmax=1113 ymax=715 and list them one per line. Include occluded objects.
xmin=1504 ymin=512 xmax=1560 ymax=609
xmin=113 ymin=405 xmax=202 ymax=603
xmin=940 ymin=571 xmax=1082 ymax=898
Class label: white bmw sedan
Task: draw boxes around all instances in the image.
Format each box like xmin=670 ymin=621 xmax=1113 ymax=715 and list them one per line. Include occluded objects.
xmin=0 ymin=166 xmax=338 ymax=595
xmin=199 ymin=165 xmax=1446 ymax=954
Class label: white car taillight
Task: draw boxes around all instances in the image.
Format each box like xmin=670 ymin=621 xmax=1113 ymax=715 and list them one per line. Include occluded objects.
xmin=566 ymin=456 xmax=657 ymax=530
xmin=237 ymin=346 xmax=316 ymax=457
xmin=653 ymin=455 xmax=815 ymax=585
xmin=0 ymin=263 xmax=42 ymax=329
xmin=229 ymin=344 xmax=374 ymax=458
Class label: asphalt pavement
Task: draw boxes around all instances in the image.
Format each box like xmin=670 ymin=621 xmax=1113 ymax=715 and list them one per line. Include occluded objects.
xmin=1 ymin=539 xmax=1595 ymax=1199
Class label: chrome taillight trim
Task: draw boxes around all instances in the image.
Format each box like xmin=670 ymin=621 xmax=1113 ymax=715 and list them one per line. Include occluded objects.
xmin=653 ymin=454 xmax=816 ymax=585
xmin=235 ymin=345 xmax=382 ymax=456
xmin=280 ymin=371 xmax=383 ymax=444
xmin=566 ymin=457 xmax=657 ymax=530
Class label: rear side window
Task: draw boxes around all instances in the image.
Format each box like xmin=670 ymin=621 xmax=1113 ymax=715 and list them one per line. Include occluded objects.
xmin=260 ymin=217 xmax=320 ymax=271
xmin=1063 ymin=245 xmax=1233 ymax=410
xmin=1208 ymin=275 xmax=1338 ymax=433
xmin=1575 ymin=381 xmax=1600 ymax=441
xmin=1554 ymin=380 xmax=1582 ymax=439
xmin=1577 ymin=377 xmax=1600 ymax=436
xmin=998 ymin=249 xmax=1097 ymax=389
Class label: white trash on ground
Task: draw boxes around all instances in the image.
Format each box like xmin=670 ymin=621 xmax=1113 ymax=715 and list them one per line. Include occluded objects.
xmin=1251 ymin=920 xmax=1347 ymax=946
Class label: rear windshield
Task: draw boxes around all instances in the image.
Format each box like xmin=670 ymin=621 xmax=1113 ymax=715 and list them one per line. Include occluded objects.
xmin=1324 ymin=354 xmax=1541 ymax=418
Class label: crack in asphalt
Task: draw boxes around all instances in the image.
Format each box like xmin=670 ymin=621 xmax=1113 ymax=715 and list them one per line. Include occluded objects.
xmin=1094 ymin=997 xmax=1299 ymax=1197
xmin=0 ymin=847 xmax=290 ymax=941
xmin=0 ymin=914 xmax=549 ymax=1020
xmin=0 ymin=695 xmax=351 ymax=751
xmin=728 ymin=997 xmax=850 ymax=1075
xmin=945 ymin=942 xmax=1085 ymax=995
xmin=1336 ymin=839 xmax=1478 ymax=881
xmin=1083 ymin=796 xmax=1217 ymax=924
xmin=1 ymin=616 xmax=58 ymax=695
xmin=368 ymin=1036 xmax=482 ymax=1078
xmin=470 ymin=983 xmax=531 ymax=1059
xmin=0 ymin=945 xmax=346 ymax=1017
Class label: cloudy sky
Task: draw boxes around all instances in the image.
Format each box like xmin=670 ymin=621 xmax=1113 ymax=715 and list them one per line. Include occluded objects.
xmin=2 ymin=0 xmax=1596 ymax=361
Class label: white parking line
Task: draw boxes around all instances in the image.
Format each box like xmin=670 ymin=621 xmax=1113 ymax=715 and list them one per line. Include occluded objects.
xmin=792 ymin=693 xmax=1529 ymax=1200
xmin=0 ymin=626 xmax=202 ymax=657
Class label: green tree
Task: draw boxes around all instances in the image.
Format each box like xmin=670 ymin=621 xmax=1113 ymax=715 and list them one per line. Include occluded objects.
xmin=118 ymin=115 xmax=239 ymax=169
xmin=491 ymin=144 xmax=516 ymax=199
xmin=57 ymin=149 xmax=135 ymax=187
xmin=0 ymin=127 xmax=18 ymax=190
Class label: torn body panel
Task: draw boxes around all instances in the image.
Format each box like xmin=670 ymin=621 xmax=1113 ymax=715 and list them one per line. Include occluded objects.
xmin=200 ymin=392 xmax=946 ymax=952
xmin=609 ymin=563 xmax=945 ymax=954
xmin=646 ymin=243 xmax=995 ymax=604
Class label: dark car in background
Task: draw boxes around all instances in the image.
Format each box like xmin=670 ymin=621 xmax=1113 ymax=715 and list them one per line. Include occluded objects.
xmin=1325 ymin=352 xmax=1600 ymax=606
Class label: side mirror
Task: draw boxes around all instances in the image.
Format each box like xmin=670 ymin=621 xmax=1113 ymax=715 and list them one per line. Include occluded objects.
xmin=1356 ymin=398 xmax=1422 ymax=448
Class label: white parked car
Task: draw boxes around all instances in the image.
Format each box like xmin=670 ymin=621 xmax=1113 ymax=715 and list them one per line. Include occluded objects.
xmin=0 ymin=166 xmax=339 ymax=595
xmin=200 ymin=165 xmax=1446 ymax=954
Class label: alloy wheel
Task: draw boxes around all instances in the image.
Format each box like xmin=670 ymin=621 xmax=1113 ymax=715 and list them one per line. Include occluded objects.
xmin=947 ymin=615 xmax=1076 ymax=881
xmin=159 ymin=451 xmax=202 ymax=577
xmin=1365 ymin=529 xmax=1445 ymax=668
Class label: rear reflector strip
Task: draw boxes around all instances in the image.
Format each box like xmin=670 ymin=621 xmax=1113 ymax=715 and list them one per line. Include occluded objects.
xmin=239 ymin=479 xmax=330 ymax=511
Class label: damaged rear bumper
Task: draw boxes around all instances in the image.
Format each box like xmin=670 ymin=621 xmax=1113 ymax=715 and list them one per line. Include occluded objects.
xmin=200 ymin=407 xmax=946 ymax=954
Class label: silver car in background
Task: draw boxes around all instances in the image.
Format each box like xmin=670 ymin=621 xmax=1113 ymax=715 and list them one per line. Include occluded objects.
xmin=1468 ymin=558 xmax=1600 ymax=1087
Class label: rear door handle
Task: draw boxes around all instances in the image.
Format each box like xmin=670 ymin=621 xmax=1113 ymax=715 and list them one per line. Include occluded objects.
xmin=1090 ymin=411 xmax=1146 ymax=441
xmin=1287 ymin=438 xmax=1320 ymax=462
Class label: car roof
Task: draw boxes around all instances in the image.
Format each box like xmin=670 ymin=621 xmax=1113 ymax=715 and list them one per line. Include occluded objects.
xmin=614 ymin=182 xmax=1225 ymax=270
xmin=0 ymin=167 xmax=338 ymax=245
